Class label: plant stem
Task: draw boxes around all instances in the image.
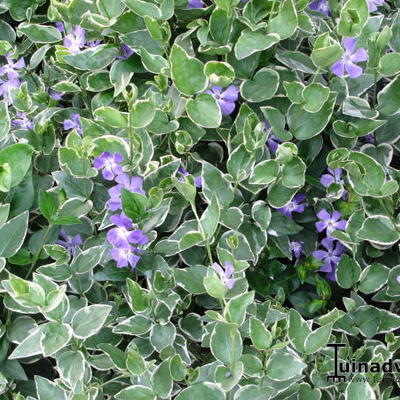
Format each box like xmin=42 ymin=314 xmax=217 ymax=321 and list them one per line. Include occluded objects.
xmin=191 ymin=203 xmax=213 ymax=265
xmin=25 ymin=224 xmax=52 ymax=279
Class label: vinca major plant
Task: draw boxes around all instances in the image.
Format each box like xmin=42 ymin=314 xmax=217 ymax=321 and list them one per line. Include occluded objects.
xmin=0 ymin=0 xmax=400 ymax=399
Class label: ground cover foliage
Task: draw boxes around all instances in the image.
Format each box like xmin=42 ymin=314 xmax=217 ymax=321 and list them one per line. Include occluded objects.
xmin=0 ymin=0 xmax=400 ymax=398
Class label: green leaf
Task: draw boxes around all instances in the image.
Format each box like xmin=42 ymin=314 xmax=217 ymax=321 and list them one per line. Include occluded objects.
xmin=234 ymin=29 xmax=279 ymax=60
xmin=234 ymin=385 xmax=276 ymax=400
xmin=358 ymin=263 xmax=389 ymax=294
xmin=288 ymin=92 xmax=337 ymax=140
xmin=225 ymin=291 xmax=254 ymax=325
xmin=150 ymin=322 xmax=176 ymax=351
xmin=0 ymin=211 xmax=29 ymax=258
xmin=70 ymin=246 xmax=104 ymax=274
xmin=174 ymin=265 xmax=207 ymax=294
xmin=210 ymin=322 xmax=242 ymax=366
xmin=40 ymin=322 xmax=72 ymax=357
xmin=170 ymin=44 xmax=207 ymax=96
xmin=288 ymin=309 xmax=311 ymax=353
xmin=302 ymin=83 xmax=330 ymax=113
xmin=249 ymin=160 xmax=279 ymax=185
xmin=304 ymin=323 xmax=332 ymax=354
xmin=39 ymin=190 xmax=58 ymax=221
xmin=35 ymin=376 xmax=67 ymax=400
xmin=249 ymin=317 xmax=272 ymax=350
xmin=311 ymin=33 xmax=343 ymax=68
xmin=176 ymin=383 xmax=225 ymax=400
xmin=123 ymin=0 xmax=162 ymax=18
xmin=121 ymin=188 xmax=148 ymax=223
xmin=357 ymin=216 xmax=400 ymax=245
xmin=94 ymin=106 xmax=128 ymax=127
xmin=345 ymin=379 xmax=376 ymax=400
xmin=186 ymin=94 xmax=222 ymax=129
xmin=338 ymin=0 xmax=369 ymax=38
xmin=240 ymin=68 xmax=279 ymax=102
xmin=115 ymin=385 xmax=156 ymax=400
xmin=130 ymin=99 xmax=156 ymax=128
xmin=0 ymin=101 xmax=10 ymax=141
xmin=71 ymin=304 xmax=112 ymax=339
xmin=202 ymin=161 xmax=234 ymax=209
xmin=265 ymin=348 xmax=306 ymax=381
xmin=377 ymin=74 xmax=400 ymax=116
xmin=266 ymin=0 xmax=297 ymax=40
xmin=57 ymin=350 xmax=85 ymax=388
xmin=200 ymin=194 xmax=220 ymax=239
xmin=18 ymin=23 xmax=62 ymax=43
xmin=0 ymin=143 xmax=33 ymax=189
xmin=281 ymin=156 xmax=306 ymax=188
xmin=64 ymin=44 xmax=119 ymax=70
xmin=336 ymin=255 xmax=361 ymax=289
xmin=379 ymin=52 xmax=400 ymax=76
xmin=204 ymin=61 xmax=235 ymax=87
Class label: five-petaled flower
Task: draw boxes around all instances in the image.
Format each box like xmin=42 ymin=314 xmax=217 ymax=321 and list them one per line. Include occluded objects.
xmin=94 ymin=152 xmax=124 ymax=181
xmin=107 ymin=214 xmax=148 ymax=249
xmin=211 ymin=261 xmax=236 ymax=289
xmin=331 ymin=38 xmax=368 ymax=79
xmin=64 ymin=113 xmax=83 ymax=136
xmin=316 ymin=209 xmax=347 ymax=236
xmin=109 ymin=246 xmax=141 ymax=269
xmin=320 ymin=168 xmax=344 ymax=188
xmin=277 ymin=194 xmax=307 ymax=218
xmin=64 ymin=26 xmax=86 ymax=54
xmin=313 ymin=238 xmax=345 ymax=281
xmin=57 ymin=230 xmax=83 ymax=255
xmin=205 ymin=85 xmax=239 ymax=116
xmin=0 ymin=53 xmax=25 ymax=79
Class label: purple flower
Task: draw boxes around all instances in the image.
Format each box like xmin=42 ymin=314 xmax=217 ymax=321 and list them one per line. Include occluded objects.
xmin=178 ymin=167 xmax=202 ymax=188
xmin=331 ymin=38 xmax=368 ymax=79
xmin=107 ymin=174 xmax=145 ymax=211
xmin=309 ymin=0 xmax=330 ymax=15
xmin=186 ymin=0 xmax=204 ymax=8
xmin=277 ymin=194 xmax=307 ymax=218
xmin=362 ymin=133 xmax=375 ymax=144
xmin=55 ymin=22 xmax=64 ymax=32
xmin=12 ymin=112 xmax=34 ymax=130
xmin=397 ymin=275 xmax=400 ymax=284
xmin=57 ymin=230 xmax=83 ymax=255
xmin=49 ymin=90 xmax=63 ymax=100
xmin=88 ymin=40 xmax=102 ymax=48
xmin=0 ymin=77 xmax=21 ymax=105
xmin=313 ymin=238 xmax=345 ymax=281
xmin=316 ymin=209 xmax=347 ymax=236
xmin=109 ymin=246 xmax=141 ymax=269
xmin=64 ymin=26 xmax=86 ymax=54
xmin=94 ymin=152 xmax=124 ymax=181
xmin=205 ymin=85 xmax=239 ymax=116
xmin=0 ymin=53 xmax=25 ymax=79
xmin=367 ymin=0 xmax=384 ymax=11
xmin=290 ymin=241 xmax=304 ymax=259
xmin=107 ymin=214 xmax=148 ymax=249
xmin=211 ymin=261 xmax=236 ymax=289
xmin=64 ymin=113 xmax=83 ymax=136
xmin=320 ymin=168 xmax=344 ymax=188
xmin=116 ymin=44 xmax=135 ymax=60
xmin=264 ymin=121 xmax=283 ymax=154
